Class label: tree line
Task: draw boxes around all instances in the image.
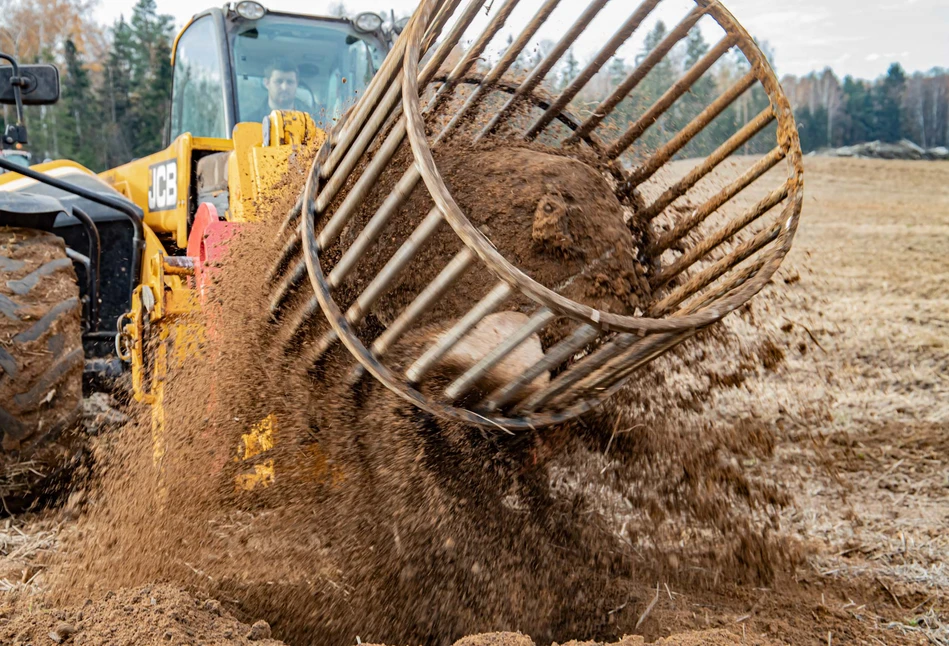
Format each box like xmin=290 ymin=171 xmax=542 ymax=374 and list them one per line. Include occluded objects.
xmin=511 ymin=23 xmax=779 ymax=162
xmin=0 ymin=0 xmax=174 ymax=171
xmin=782 ymin=65 xmax=948 ymax=153
xmin=500 ymin=23 xmax=946 ymax=160
xmin=2 ymin=1 xmax=945 ymax=171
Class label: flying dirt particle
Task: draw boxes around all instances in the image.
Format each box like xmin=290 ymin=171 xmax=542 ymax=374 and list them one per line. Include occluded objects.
xmin=53 ymin=138 xmax=797 ymax=646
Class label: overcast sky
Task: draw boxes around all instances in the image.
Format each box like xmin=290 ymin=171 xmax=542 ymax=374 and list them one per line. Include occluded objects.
xmin=95 ymin=0 xmax=947 ymax=80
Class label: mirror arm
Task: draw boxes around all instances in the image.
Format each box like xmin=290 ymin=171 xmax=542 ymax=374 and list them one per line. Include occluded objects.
xmin=0 ymin=52 xmax=28 ymax=146
xmin=0 ymin=53 xmax=26 ymax=125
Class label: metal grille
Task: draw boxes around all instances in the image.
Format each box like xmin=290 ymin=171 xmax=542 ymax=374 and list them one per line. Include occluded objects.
xmin=266 ymin=0 xmax=805 ymax=430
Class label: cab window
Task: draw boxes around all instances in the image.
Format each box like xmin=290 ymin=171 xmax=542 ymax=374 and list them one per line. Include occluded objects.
xmin=171 ymin=16 xmax=228 ymax=140
xmin=231 ymin=16 xmax=384 ymax=127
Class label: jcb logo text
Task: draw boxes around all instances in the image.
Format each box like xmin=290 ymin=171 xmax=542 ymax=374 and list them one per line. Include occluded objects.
xmin=148 ymin=160 xmax=178 ymax=212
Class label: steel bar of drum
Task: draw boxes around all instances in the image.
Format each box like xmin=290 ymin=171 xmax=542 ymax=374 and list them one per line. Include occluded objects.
xmin=606 ymin=35 xmax=737 ymax=159
xmin=320 ymin=82 xmax=406 ymax=217
xmin=436 ymin=0 xmax=564 ymax=144
xmin=286 ymin=207 xmax=443 ymax=344
xmin=326 ymin=168 xmax=426 ymax=289
xmin=652 ymin=181 xmax=789 ymax=288
xmin=319 ymin=0 xmax=480 ymax=210
xmin=268 ymin=230 xmax=303 ymax=280
xmin=575 ymin=252 xmax=770 ymax=399
xmin=276 ymin=198 xmax=303 ymax=241
xmin=626 ymin=71 xmax=757 ymax=187
xmin=638 ymin=108 xmax=777 ymax=223
xmin=574 ymin=330 xmax=691 ymax=401
xmin=575 ymin=254 xmax=769 ymax=399
xmin=417 ymin=0 xmax=488 ymax=90
xmin=278 ymin=207 xmax=443 ymax=361
xmin=565 ymin=5 xmax=706 ymax=146
xmin=319 ymin=121 xmax=410 ymax=249
xmin=348 ymin=208 xmax=444 ymax=323
xmin=270 ymin=259 xmax=308 ymax=316
xmin=482 ymin=324 xmax=599 ymax=412
xmin=308 ymin=327 xmax=340 ymax=364
xmin=299 ymin=206 xmax=442 ymax=364
xmin=525 ymin=0 xmax=662 ymax=141
xmin=651 ymin=219 xmax=783 ymax=316
xmin=406 ymin=282 xmax=513 ymax=384
xmin=371 ymin=249 xmax=476 ymax=358
xmin=324 ymin=24 xmax=410 ymax=173
xmin=516 ymin=333 xmax=643 ymax=413
xmin=428 ymin=0 xmax=523 ymax=116
xmin=680 ymin=255 xmax=767 ymax=315
xmin=583 ymin=255 xmax=771 ymax=396
xmin=476 ymin=0 xmax=611 ymax=141
xmin=282 ymin=295 xmax=321 ymax=348
xmin=651 ymin=145 xmax=786 ymax=253
xmin=444 ymin=308 xmax=555 ymax=401
xmin=324 ymin=0 xmax=454 ymax=169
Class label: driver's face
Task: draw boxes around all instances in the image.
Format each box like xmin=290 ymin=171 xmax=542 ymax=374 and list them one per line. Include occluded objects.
xmin=265 ymin=70 xmax=298 ymax=109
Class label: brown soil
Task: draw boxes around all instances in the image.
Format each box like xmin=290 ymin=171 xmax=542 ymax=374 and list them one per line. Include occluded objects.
xmin=319 ymin=141 xmax=650 ymax=357
xmin=405 ymin=144 xmax=646 ymax=315
xmin=0 ymin=585 xmax=284 ymax=645
xmin=38 ymin=141 xmax=793 ymax=646
xmin=2 ymin=156 xmax=945 ymax=646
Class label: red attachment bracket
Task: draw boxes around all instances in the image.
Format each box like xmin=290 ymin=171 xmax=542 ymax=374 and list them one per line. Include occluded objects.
xmin=186 ymin=203 xmax=242 ymax=300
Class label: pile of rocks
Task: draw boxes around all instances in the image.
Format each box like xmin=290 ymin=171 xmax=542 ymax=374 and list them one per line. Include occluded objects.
xmin=821 ymin=139 xmax=949 ymax=161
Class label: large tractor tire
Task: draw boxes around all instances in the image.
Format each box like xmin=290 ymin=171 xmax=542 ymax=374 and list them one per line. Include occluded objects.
xmin=0 ymin=226 xmax=83 ymax=511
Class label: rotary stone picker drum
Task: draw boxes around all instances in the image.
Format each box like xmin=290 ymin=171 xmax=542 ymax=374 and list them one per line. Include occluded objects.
xmin=266 ymin=0 xmax=804 ymax=431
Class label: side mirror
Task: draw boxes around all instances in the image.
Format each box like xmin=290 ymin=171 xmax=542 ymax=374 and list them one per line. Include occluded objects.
xmin=0 ymin=64 xmax=60 ymax=106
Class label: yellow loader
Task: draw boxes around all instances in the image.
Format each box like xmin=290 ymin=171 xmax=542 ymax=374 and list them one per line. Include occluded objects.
xmin=0 ymin=2 xmax=394 ymax=507
xmin=0 ymin=0 xmax=804 ymax=506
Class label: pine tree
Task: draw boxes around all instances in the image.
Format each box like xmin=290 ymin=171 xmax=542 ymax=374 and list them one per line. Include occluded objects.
xmin=327 ymin=2 xmax=348 ymax=17
xmin=559 ymin=49 xmax=580 ymax=91
xmin=99 ymin=17 xmax=136 ymax=167
xmin=608 ymin=57 xmax=628 ymax=87
xmin=678 ymin=28 xmax=717 ymax=156
xmin=872 ymin=62 xmax=907 ymax=143
xmin=841 ymin=76 xmax=873 ymax=145
xmin=126 ymin=0 xmax=175 ymax=158
xmin=59 ymin=39 xmax=100 ymax=168
xmin=634 ymin=21 xmax=675 ymax=156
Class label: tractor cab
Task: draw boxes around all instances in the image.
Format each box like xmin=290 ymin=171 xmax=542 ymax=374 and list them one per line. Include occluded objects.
xmin=170 ymin=1 xmax=388 ymax=141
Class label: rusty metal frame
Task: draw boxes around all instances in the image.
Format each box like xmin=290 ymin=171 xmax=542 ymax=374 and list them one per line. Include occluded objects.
xmin=265 ymin=0 xmax=805 ymax=430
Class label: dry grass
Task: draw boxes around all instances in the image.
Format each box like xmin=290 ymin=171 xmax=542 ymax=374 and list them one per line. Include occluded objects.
xmin=0 ymin=517 xmax=61 ymax=594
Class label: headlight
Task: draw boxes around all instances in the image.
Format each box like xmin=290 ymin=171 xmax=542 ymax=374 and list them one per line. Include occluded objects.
xmin=235 ymin=1 xmax=265 ymax=20
xmin=354 ymin=12 xmax=383 ymax=33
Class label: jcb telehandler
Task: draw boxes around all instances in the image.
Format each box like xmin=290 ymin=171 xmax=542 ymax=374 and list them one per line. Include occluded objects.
xmin=0 ymin=0 xmax=804 ymax=507
xmin=0 ymin=2 xmax=394 ymax=507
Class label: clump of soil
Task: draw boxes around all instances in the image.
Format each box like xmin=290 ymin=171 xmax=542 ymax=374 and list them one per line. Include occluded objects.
xmin=49 ymin=141 xmax=794 ymax=646
xmin=323 ymin=141 xmax=649 ymax=347
xmin=0 ymin=585 xmax=285 ymax=645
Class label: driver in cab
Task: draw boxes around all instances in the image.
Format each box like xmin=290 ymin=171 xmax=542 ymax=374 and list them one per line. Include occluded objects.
xmin=247 ymin=57 xmax=305 ymax=124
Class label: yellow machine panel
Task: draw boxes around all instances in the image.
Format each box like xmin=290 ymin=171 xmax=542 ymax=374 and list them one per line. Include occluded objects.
xmin=100 ymin=134 xmax=232 ymax=248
